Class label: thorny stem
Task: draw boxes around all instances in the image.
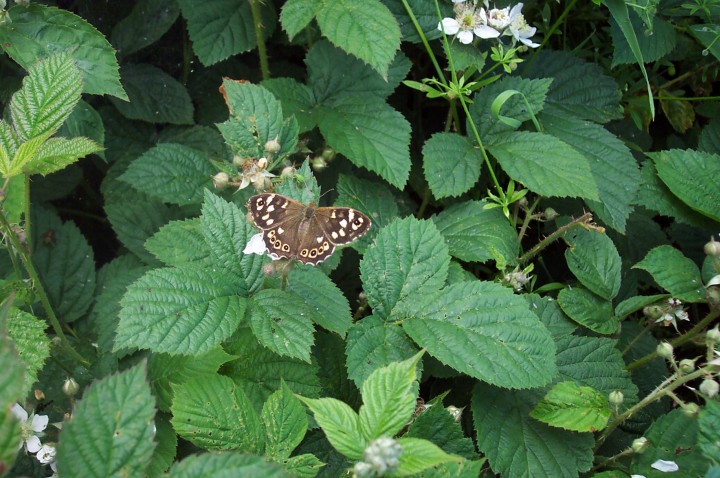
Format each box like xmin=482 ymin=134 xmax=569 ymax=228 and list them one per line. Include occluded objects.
xmin=517 ymin=197 xmax=541 ymax=242
xmin=517 ymin=212 xmax=594 ymax=265
xmin=250 ymin=0 xmax=270 ymax=81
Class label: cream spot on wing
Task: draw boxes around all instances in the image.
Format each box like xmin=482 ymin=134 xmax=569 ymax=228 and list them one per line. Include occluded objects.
xmin=316 ymin=236 xmax=323 ymax=243
xmin=339 ymin=219 xmax=348 ymax=228
xmin=266 ymin=218 xmax=274 ymax=225
xmin=262 ymin=213 xmax=269 ymax=220
xmin=348 ymin=211 xmax=355 ymax=221
xmin=277 ymin=227 xmax=284 ymax=235
xmin=331 ymin=231 xmax=338 ymax=240
xmin=339 ymin=229 xmax=346 ymax=237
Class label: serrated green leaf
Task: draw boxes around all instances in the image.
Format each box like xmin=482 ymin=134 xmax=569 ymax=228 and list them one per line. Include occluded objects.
xmin=346 ymin=315 xmax=420 ymax=389
xmin=401 ymin=281 xmax=557 ymax=389
xmin=423 ymin=133 xmax=482 ymax=199
xmin=0 ymin=407 xmax=22 ymax=474
xmin=57 ymin=100 xmax=105 ymax=159
xmin=280 ymin=0 xmax=321 ymax=40
xmin=382 ymin=0 xmax=448 ymax=44
xmin=651 ymin=149 xmax=720 ymax=222
xmin=158 ymin=125 xmax=229 ymax=159
xmin=317 ymin=98 xmax=410 ymax=189
xmin=119 ymin=144 xmax=214 ymax=206
xmin=297 ymin=396 xmax=366 ymax=460
xmin=488 ymin=131 xmax=599 ymax=200
xmin=691 ymin=24 xmax=720 ymax=62
xmin=358 ymin=352 xmax=421 ymax=440
xmin=5 ymin=309 xmax=50 ymax=397
xmin=294 ymin=430 xmax=349 ymax=477
xmin=147 ymin=416 xmax=177 ymax=478
xmin=177 ymin=0 xmax=275 ymax=66
xmin=145 ymin=219 xmax=211 ymax=267
xmin=525 ymin=294 xmax=577 ymax=339
xmin=336 ymin=174 xmax=397 ymax=251
xmin=531 ymin=381 xmax=611 ymax=432
xmin=202 ymin=191 xmax=265 ymax=295
xmin=115 ymin=266 xmax=247 ymax=355
xmin=315 ymin=0 xmax=400 ymax=79
xmin=541 ymin=106 xmax=639 ymax=232
xmin=473 ymin=382 xmax=594 ymax=477
xmin=699 ymin=117 xmax=720 ymax=154
xmin=26 ymin=136 xmax=102 ymax=176
xmin=633 ymin=245 xmax=705 ymax=302
xmin=171 ymin=375 xmax=264 ymax=452
xmin=406 ymin=396 xmax=477 ymax=460
xmin=9 ymin=51 xmax=81 ymax=141
xmin=360 ymin=217 xmax=449 ymax=319
xmin=557 ymin=287 xmax=619 ymax=334
xmin=631 ymin=409 xmax=705 ymax=477
xmin=216 ymin=80 xmax=298 ymax=160
xmin=699 ymin=400 xmax=720 ymax=463
xmin=0 ymin=4 xmax=126 ymax=99
xmin=249 ymin=289 xmax=316 ymax=363
xmin=261 ymin=381 xmax=308 ymax=462
xmin=7 ymin=132 xmax=50 ymax=177
xmin=432 ymin=200 xmax=520 ymax=266
xmin=556 ymin=335 xmax=639 ymax=403
xmin=615 ymin=294 xmax=668 ymax=319
xmin=0 ymin=335 xmax=25 ymax=408
xmin=32 ymin=211 xmax=96 ymax=322
xmin=262 ymin=78 xmax=317 ymax=133
xmin=284 ymin=453 xmax=325 ymax=478
xmin=287 ymin=267 xmax=352 ymax=337
xmin=110 ymin=64 xmax=193 ymax=125
xmin=565 ymin=230 xmax=621 ymax=300
xmin=111 ymin=0 xmax=180 ymax=58
xmin=166 ymin=452 xmax=288 ymax=478
xmin=0 ymin=120 xmax=19 ymax=176
xmin=611 ymin=15 xmax=676 ymax=66
xmin=57 ymin=364 xmax=156 ymax=478
xmin=393 ymin=437 xmax=462 ymax=476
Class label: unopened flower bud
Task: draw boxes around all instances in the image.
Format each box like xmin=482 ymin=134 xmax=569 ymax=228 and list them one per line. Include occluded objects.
xmin=682 ymin=402 xmax=699 ymax=418
xmin=446 ymin=405 xmax=463 ymax=422
xmin=706 ymin=278 xmax=720 ymax=310
xmin=699 ymin=378 xmax=719 ymax=398
xmin=262 ymin=263 xmax=278 ymax=277
xmin=264 ymin=138 xmax=281 ymax=154
xmin=544 ymin=208 xmax=559 ymax=221
xmin=608 ymin=390 xmax=624 ymax=407
xmin=707 ymin=326 xmax=720 ymax=343
xmin=63 ymin=377 xmax=79 ymax=397
xmin=253 ymin=175 xmax=272 ymax=192
xmin=657 ymin=342 xmax=674 ymax=359
xmin=280 ymin=166 xmax=295 ymax=179
xmin=631 ymin=437 xmax=649 ymax=453
xmin=643 ymin=305 xmax=664 ymax=320
xmin=212 ymin=172 xmax=230 ymax=189
xmin=16 ymin=0 xmax=30 ymax=6
xmin=257 ymin=157 xmax=268 ymax=170
xmin=679 ymin=359 xmax=695 ymax=374
xmin=704 ymin=239 xmax=720 ymax=257
xmin=311 ymin=157 xmax=327 ymax=171
xmin=232 ymin=155 xmax=245 ymax=169
xmin=321 ymin=147 xmax=335 ymax=161
xmin=34 ymin=389 xmax=45 ymax=401
xmin=517 ymin=197 xmax=528 ymax=208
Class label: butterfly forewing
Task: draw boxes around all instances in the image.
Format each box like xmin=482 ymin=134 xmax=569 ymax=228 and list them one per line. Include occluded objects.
xmin=247 ymin=193 xmax=371 ymax=265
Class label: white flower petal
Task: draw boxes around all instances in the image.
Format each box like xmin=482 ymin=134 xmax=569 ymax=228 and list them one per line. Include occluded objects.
xmin=457 ymin=30 xmax=474 ymax=44
xmin=651 ymin=459 xmax=679 ymax=472
xmin=36 ymin=444 xmax=56 ymax=464
xmin=452 ymin=0 xmax=467 ymax=2
xmin=439 ymin=18 xmax=460 ymax=35
xmin=519 ymin=36 xmax=540 ymax=48
xmin=31 ymin=414 xmax=49 ymax=433
xmin=509 ymin=3 xmax=524 ymax=19
xmin=631 ymin=475 xmax=647 ymax=478
xmin=243 ymin=233 xmax=267 ymax=256
xmin=11 ymin=403 xmax=28 ymax=422
xmin=475 ymin=25 xmax=501 ymax=38
xmin=26 ymin=435 xmax=42 ymax=453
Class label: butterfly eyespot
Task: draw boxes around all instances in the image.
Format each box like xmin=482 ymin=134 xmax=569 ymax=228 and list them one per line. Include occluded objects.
xmin=353 ymin=218 xmax=362 ymax=226
xmin=274 ymin=240 xmax=282 ymax=249
xmin=282 ymin=244 xmax=290 ymax=252
xmin=310 ymin=249 xmax=317 ymax=258
xmin=300 ymin=249 xmax=309 ymax=257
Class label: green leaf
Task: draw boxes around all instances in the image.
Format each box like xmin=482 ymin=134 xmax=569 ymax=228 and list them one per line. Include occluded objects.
xmin=432 ymin=200 xmax=520 ymax=267
xmin=0 ymin=4 xmax=126 ymax=99
xmin=406 ymin=396 xmax=477 ymax=459
xmin=119 ymin=144 xmax=214 ymax=206
xmin=691 ymin=24 xmax=720 ymax=62
xmin=110 ymin=64 xmax=194 ymax=125
xmin=0 ymin=407 xmax=22 ymax=474
xmin=358 ymin=352 xmax=422 ymax=440
xmin=177 ymin=0 xmax=274 ymax=66
xmin=699 ymin=400 xmax=720 ymax=464
xmin=0 ymin=334 xmax=25 ymax=408
xmin=287 ymin=267 xmax=352 ymax=337
xmin=360 ymin=217 xmax=450 ymax=319
xmin=280 ymin=0 xmax=321 ymax=40
xmin=249 ymin=289 xmax=316 ymax=363
xmin=651 ymin=149 xmax=720 ymax=222
xmin=171 ymin=374 xmax=264 ymax=452
xmin=32 ymin=211 xmax=96 ymax=322
xmin=26 ymin=136 xmax=102 ymax=176
xmin=394 ymin=438 xmax=462 ymax=476
xmin=7 ymin=132 xmax=49 ymax=177
xmin=633 ymin=245 xmax=706 ymax=302
xmin=525 ymin=50 xmax=623 ymax=123
xmin=699 ymin=117 xmax=720 ymax=154
xmin=317 ymin=98 xmax=411 ymax=189
xmin=488 ymin=131 xmax=599 ymax=200
xmin=346 ymin=315 xmax=419 ymax=389
xmin=531 ymin=381 xmax=611 ymax=432
xmin=631 ymin=409 xmax=705 ymax=477
xmin=147 ymin=417 xmax=177 ymax=478
xmin=423 ymin=133 xmax=482 ymax=199
xmin=261 ymin=381 xmax=308 ymax=462
xmin=315 ymin=0 xmax=400 ymax=79
xmin=166 ymin=452 xmax=288 ymax=478
xmin=284 ymin=454 xmax=325 ymax=478
xmin=565 ymin=230 xmax=622 ymax=300
xmin=615 ymin=294 xmax=669 ymax=319
xmin=202 ymin=191 xmax=265 ymax=295
xmin=383 ymin=0 xmax=448 ymax=44
xmin=525 ymin=294 xmax=577 ymax=339
xmin=216 ymin=80 xmax=298 ymax=160
xmin=540 ymin=106 xmax=639 ymax=232
xmin=145 ymin=219 xmax=212 ymax=267
xmin=473 ymin=382 xmax=594 ymax=477
xmin=401 ymin=281 xmax=557 ymax=389
xmin=336 ymin=174 xmax=397 ymax=251
xmin=57 ymin=363 xmax=156 ymax=478
xmin=261 ymin=77 xmax=317 ymax=133
xmin=611 ymin=15 xmax=676 ymax=66
xmin=111 ymin=0 xmax=180 ymax=58
xmin=9 ymin=51 xmax=81 ymax=140
xmin=115 ymin=266 xmax=247 ymax=355
xmin=5 ymin=309 xmax=50 ymax=398
xmin=557 ymin=287 xmax=619 ymax=335
xmin=297 ymin=396 xmax=366 ymax=460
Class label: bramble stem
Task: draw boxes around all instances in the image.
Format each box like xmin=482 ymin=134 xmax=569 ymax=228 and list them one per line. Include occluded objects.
xmin=517 ymin=212 xmax=593 ymax=265
xmin=250 ymin=0 xmax=270 ymax=80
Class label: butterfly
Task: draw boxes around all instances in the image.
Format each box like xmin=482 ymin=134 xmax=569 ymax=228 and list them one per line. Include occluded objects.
xmin=247 ymin=193 xmax=372 ymax=265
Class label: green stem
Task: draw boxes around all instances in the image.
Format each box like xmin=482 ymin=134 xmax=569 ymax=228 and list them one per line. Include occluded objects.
xmin=518 ymin=212 xmax=594 ymax=265
xmin=250 ymin=0 xmax=270 ymax=81
xmin=0 ymin=209 xmax=90 ymax=369
xmin=417 ymin=187 xmax=431 ymax=218
xmin=401 ymin=0 xmax=446 ymax=83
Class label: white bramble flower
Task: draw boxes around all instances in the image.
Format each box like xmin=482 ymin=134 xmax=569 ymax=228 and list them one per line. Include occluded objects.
xmin=354 ymin=437 xmax=403 ymax=477
xmin=36 ymin=443 xmax=57 ymax=465
xmin=655 ymin=298 xmax=690 ymax=331
xmin=238 ymin=158 xmax=276 ymax=190
xmin=11 ymin=403 xmax=48 ymax=453
xmin=439 ymin=2 xmax=539 ymax=48
xmin=651 ymin=459 xmax=679 ymax=472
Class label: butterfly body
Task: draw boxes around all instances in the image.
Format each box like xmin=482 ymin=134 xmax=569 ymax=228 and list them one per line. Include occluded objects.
xmin=247 ymin=193 xmax=371 ymax=265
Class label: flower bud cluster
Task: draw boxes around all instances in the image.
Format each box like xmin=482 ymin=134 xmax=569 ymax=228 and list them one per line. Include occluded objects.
xmin=353 ymin=437 xmax=402 ymax=478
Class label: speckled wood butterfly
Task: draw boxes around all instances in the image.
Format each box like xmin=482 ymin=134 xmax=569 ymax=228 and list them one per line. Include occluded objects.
xmin=247 ymin=193 xmax=372 ymax=265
